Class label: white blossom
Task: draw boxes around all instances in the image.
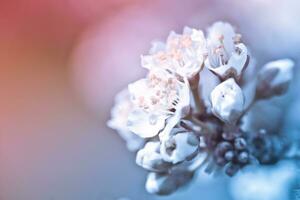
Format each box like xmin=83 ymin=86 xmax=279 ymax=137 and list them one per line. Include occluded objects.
xmin=205 ymin=22 xmax=248 ymax=79
xmin=127 ymin=68 xmax=190 ymax=138
xmin=141 ymin=27 xmax=207 ymax=79
xmin=107 ymin=21 xmax=297 ymax=196
xmin=107 ymin=89 xmax=144 ymax=151
xmin=210 ymin=78 xmax=245 ymax=123
xmin=256 ymin=59 xmax=294 ymax=98
xmin=136 ymin=141 xmax=171 ymax=172
xmin=160 ymin=131 xmax=199 ymax=164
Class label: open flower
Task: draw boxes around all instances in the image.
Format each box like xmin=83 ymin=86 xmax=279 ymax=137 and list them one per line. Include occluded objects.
xmin=141 ymin=27 xmax=207 ymax=79
xmin=210 ymin=78 xmax=245 ymax=123
xmin=205 ymin=22 xmax=248 ymax=80
xmin=256 ymin=59 xmax=294 ymax=99
xmin=127 ymin=69 xmax=190 ymax=138
xmin=107 ymin=88 xmax=145 ymax=151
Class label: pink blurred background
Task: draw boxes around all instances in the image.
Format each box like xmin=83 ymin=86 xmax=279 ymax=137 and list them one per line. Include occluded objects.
xmin=1 ymin=0 xmax=299 ymax=199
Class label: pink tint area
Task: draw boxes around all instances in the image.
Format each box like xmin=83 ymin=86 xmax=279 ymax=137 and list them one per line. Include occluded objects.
xmin=70 ymin=0 xmax=213 ymax=113
xmin=0 ymin=1 xmax=144 ymax=199
xmin=0 ymin=0 xmax=215 ymax=198
xmin=1 ymin=0 xmax=299 ymax=199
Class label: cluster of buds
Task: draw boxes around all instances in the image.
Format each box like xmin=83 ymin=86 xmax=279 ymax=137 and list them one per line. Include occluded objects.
xmin=108 ymin=21 xmax=295 ymax=195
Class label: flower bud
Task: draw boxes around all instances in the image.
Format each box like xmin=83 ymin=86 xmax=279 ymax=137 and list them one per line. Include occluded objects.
xmin=214 ymin=141 xmax=233 ymax=166
xmin=224 ymin=151 xmax=234 ymax=161
xmin=145 ymin=172 xmax=177 ymax=195
xmin=136 ymin=142 xmax=172 ymax=172
xmin=238 ymin=151 xmax=249 ymax=164
xmin=215 ymin=141 xmax=233 ymax=156
xmin=210 ymin=78 xmax=245 ymax=123
xmin=256 ymin=59 xmax=294 ymax=99
xmin=234 ymin=137 xmax=247 ymax=150
xmin=145 ymin=169 xmax=194 ymax=195
xmin=225 ymin=163 xmax=240 ymax=176
xmin=160 ymin=131 xmax=199 ymax=164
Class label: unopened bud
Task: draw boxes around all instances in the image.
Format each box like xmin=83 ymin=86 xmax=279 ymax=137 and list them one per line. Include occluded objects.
xmin=145 ymin=169 xmax=194 ymax=195
xmin=136 ymin=142 xmax=172 ymax=172
xmin=210 ymin=78 xmax=245 ymax=123
xmin=256 ymin=59 xmax=294 ymax=99
xmin=160 ymin=132 xmax=199 ymax=164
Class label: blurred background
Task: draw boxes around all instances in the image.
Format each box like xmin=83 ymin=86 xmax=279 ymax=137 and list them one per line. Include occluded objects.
xmin=0 ymin=0 xmax=300 ymax=199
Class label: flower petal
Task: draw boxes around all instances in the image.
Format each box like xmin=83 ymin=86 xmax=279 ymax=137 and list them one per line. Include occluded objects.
xmin=207 ymin=43 xmax=248 ymax=79
xmin=160 ymin=132 xmax=199 ymax=164
xmin=136 ymin=141 xmax=171 ymax=172
xmin=210 ymin=78 xmax=245 ymax=123
xmin=127 ymin=109 xmax=167 ymax=138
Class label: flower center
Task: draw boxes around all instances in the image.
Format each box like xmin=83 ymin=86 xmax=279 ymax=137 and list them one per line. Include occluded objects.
xmin=135 ymin=71 xmax=181 ymax=115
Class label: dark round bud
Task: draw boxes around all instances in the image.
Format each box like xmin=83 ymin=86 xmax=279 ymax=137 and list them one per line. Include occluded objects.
xmin=225 ymin=163 xmax=240 ymax=177
xmin=216 ymin=157 xmax=227 ymax=166
xmin=238 ymin=151 xmax=249 ymax=164
xmin=224 ymin=151 xmax=234 ymax=161
xmin=215 ymin=142 xmax=233 ymax=156
xmin=234 ymin=137 xmax=247 ymax=150
xmin=222 ymin=132 xmax=235 ymax=141
xmin=222 ymin=127 xmax=242 ymax=140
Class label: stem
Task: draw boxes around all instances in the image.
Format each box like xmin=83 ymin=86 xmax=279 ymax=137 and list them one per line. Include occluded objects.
xmin=189 ymin=116 xmax=207 ymax=129
xmin=189 ymin=73 xmax=206 ymax=114
xmin=183 ymin=112 xmax=213 ymax=135
xmin=180 ymin=120 xmax=203 ymax=135
xmin=191 ymin=85 xmax=206 ymax=114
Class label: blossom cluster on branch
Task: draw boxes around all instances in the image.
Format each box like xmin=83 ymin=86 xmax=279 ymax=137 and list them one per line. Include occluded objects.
xmin=108 ymin=21 xmax=295 ymax=195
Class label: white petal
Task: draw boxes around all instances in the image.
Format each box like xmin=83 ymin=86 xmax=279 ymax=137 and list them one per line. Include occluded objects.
xmin=191 ymin=29 xmax=205 ymax=43
xmin=159 ymin=112 xmax=181 ymax=140
xmin=207 ymin=21 xmax=236 ymax=55
xmin=210 ymin=78 xmax=244 ymax=123
xmin=127 ymin=109 xmax=167 ymax=138
xmin=261 ymin=59 xmax=294 ymax=86
xmin=207 ymin=43 xmax=248 ymax=79
xmin=117 ymin=130 xmax=144 ymax=152
xmin=177 ymin=78 xmax=191 ymax=117
xmin=160 ymin=132 xmax=199 ymax=164
xmin=136 ymin=141 xmax=170 ymax=171
xmin=166 ymin=31 xmax=180 ymax=46
xmin=227 ymin=43 xmax=248 ymax=74
xmin=183 ymin=26 xmax=193 ymax=35
xmin=128 ymin=78 xmax=148 ymax=99
xmin=107 ymin=88 xmax=132 ymax=131
xmin=149 ymin=41 xmax=166 ymax=54
xmin=141 ymin=55 xmax=155 ymax=70
xmin=145 ymin=172 xmax=177 ymax=195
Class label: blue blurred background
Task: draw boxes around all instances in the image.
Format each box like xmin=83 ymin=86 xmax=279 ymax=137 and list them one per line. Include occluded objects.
xmin=0 ymin=0 xmax=300 ymax=199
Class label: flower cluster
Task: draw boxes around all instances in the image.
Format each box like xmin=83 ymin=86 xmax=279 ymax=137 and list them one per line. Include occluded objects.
xmin=108 ymin=21 xmax=295 ymax=195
